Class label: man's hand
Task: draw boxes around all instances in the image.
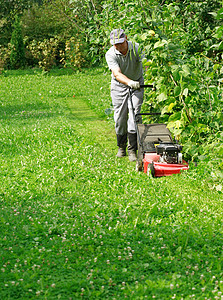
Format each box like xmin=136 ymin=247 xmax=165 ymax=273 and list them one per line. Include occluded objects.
xmin=128 ymin=80 xmax=140 ymax=90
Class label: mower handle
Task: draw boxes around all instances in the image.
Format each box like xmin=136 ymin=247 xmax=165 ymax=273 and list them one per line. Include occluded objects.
xmin=129 ymin=84 xmax=155 ymax=91
xmin=136 ymin=112 xmax=172 ymax=116
xmin=140 ymin=84 xmax=156 ymax=91
xmin=140 ymin=84 xmax=154 ymax=88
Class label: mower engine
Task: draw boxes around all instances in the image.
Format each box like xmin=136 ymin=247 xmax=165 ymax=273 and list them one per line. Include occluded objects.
xmin=156 ymin=143 xmax=183 ymax=164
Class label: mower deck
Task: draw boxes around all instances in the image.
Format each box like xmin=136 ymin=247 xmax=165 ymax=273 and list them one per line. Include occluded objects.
xmin=143 ymin=152 xmax=189 ymax=177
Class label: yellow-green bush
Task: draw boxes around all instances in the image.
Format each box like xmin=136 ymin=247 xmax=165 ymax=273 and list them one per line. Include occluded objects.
xmin=0 ymin=44 xmax=11 ymax=72
xmin=60 ymin=36 xmax=87 ymax=70
xmin=27 ymin=37 xmax=60 ymax=71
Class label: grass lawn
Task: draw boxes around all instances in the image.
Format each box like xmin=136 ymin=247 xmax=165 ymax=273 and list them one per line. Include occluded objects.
xmin=0 ymin=68 xmax=222 ymax=299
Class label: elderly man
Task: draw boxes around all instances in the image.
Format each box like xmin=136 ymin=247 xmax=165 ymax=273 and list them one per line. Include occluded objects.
xmin=105 ymin=29 xmax=144 ymax=162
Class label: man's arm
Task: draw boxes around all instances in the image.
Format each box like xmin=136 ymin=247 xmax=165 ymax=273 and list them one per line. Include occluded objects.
xmin=112 ymin=67 xmax=140 ymax=89
xmin=112 ymin=67 xmax=131 ymax=85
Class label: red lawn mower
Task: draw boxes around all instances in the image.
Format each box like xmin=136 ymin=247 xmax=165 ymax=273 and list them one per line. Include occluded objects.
xmin=129 ymin=85 xmax=189 ymax=177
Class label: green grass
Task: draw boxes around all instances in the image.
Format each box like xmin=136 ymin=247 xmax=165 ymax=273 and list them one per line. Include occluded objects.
xmin=0 ymin=68 xmax=222 ymax=299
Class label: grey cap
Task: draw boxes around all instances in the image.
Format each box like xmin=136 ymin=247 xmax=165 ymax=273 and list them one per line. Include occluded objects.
xmin=110 ymin=29 xmax=126 ymax=45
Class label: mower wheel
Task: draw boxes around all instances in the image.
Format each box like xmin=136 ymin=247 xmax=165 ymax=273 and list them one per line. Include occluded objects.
xmin=136 ymin=159 xmax=143 ymax=172
xmin=178 ymin=153 xmax=183 ymax=164
xmin=147 ymin=163 xmax=155 ymax=178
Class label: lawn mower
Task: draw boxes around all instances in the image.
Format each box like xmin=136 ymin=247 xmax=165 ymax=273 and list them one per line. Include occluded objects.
xmin=129 ymin=85 xmax=189 ymax=177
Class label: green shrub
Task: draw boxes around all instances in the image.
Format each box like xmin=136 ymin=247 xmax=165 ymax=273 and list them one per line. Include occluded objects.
xmin=0 ymin=44 xmax=11 ymax=72
xmin=9 ymin=15 xmax=26 ymax=69
xmin=60 ymin=35 xmax=87 ymax=70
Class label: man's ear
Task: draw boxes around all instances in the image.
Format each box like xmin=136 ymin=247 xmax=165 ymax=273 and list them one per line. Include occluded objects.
xmin=125 ymin=35 xmax=128 ymax=41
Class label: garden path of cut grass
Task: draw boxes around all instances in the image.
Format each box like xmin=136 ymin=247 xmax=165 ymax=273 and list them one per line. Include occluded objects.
xmin=0 ymin=69 xmax=222 ymax=300
xmin=64 ymin=88 xmax=116 ymax=152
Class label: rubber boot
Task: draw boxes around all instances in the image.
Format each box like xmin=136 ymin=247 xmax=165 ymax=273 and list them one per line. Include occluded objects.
xmin=116 ymin=134 xmax=127 ymax=158
xmin=128 ymin=133 xmax=137 ymax=162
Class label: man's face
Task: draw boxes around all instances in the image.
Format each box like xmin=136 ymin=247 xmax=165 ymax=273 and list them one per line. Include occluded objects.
xmin=114 ymin=40 xmax=128 ymax=55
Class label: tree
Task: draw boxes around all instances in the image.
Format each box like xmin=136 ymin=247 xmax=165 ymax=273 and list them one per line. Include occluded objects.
xmin=10 ymin=16 xmax=26 ymax=69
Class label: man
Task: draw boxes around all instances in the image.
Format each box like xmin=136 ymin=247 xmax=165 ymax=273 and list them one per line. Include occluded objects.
xmin=105 ymin=29 xmax=144 ymax=162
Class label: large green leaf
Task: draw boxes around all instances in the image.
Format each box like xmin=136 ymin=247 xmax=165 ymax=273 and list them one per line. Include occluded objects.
xmin=171 ymin=65 xmax=181 ymax=81
xmin=183 ymin=88 xmax=189 ymax=97
xmin=168 ymin=102 xmax=176 ymax=112
xmin=188 ymin=84 xmax=197 ymax=92
xmin=157 ymin=92 xmax=167 ymax=102
xmin=154 ymin=40 xmax=167 ymax=49
xmin=140 ymin=33 xmax=148 ymax=41
xmin=169 ymin=112 xmax=181 ymax=122
xmin=174 ymin=86 xmax=181 ymax=97
xmin=180 ymin=65 xmax=191 ymax=77
xmin=216 ymin=7 xmax=223 ymax=20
